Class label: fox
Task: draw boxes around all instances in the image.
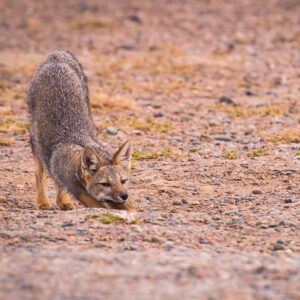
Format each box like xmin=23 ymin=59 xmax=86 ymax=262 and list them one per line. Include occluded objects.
xmin=27 ymin=50 xmax=132 ymax=210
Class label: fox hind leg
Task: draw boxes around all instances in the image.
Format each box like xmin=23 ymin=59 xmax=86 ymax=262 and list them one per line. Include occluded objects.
xmin=34 ymin=156 xmax=51 ymax=210
xmin=56 ymin=185 xmax=75 ymax=210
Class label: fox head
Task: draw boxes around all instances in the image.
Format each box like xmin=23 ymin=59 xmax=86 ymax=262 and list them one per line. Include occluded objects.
xmin=78 ymin=141 xmax=132 ymax=209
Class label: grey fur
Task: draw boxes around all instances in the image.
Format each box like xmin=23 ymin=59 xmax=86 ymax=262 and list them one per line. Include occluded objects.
xmin=28 ymin=50 xmax=131 ymax=209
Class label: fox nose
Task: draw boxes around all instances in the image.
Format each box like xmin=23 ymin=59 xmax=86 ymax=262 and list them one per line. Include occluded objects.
xmin=119 ymin=192 xmax=128 ymax=201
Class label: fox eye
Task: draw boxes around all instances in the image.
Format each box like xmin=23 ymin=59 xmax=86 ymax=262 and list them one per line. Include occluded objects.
xmin=121 ymin=179 xmax=127 ymax=184
xmin=100 ymin=182 xmax=111 ymax=187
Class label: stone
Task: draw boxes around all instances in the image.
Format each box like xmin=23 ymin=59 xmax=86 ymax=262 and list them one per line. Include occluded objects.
xmin=106 ymin=127 xmax=118 ymax=135
xmin=218 ymin=95 xmax=236 ymax=105
xmin=173 ymin=200 xmax=183 ymax=206
xmin=252 ymin=189 xmax=262 ymax=195
xmin=153 ymin=112 xmax=164 ymax=118
xmin=213 ymin=134 xmax=232 ymax=142
xmin=272 ymin=243 xmax=285 ymax=251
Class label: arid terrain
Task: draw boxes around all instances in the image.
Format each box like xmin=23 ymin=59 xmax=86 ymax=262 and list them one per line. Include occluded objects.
xmin=0 ymin=0 xmax=299 ymax=299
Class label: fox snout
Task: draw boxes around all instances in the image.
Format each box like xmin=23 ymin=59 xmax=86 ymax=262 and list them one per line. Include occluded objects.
xmin=119 ymin=192 xmax=128 ymax=200
xmin=112 ymin=190 xmax=128 ymax=203
xmin=119 ymin=192 xmax=128 ymax=201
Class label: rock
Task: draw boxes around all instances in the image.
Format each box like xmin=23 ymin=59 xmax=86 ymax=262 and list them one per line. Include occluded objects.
xmin=153 ymin=112 xmax=164 ymax=118
xmin=218 ymin=95 xmax=236 ymax=105
xmin=173 ymin=200 xmax=183 ymax=206
xmin=245 ymin=90 xmax=254 ymax=96
xmin=62 ymin=221 xmax=74 ymax=228
xmin=182 ymin=199 xmax=188 ymax=204
xmin=199 ymin=238 xmax=210 ymax=244
xmin=266 ymin=90 xmax=278 ymax=96
xmin=128 ymin=15 xmax=142 ymax=24
xmin=272 ymin=243 xmax=285 ymax=251
xmin=213 ymin=134 xmax=232 ymax=142
xmin=106 ymin=127 xmax=118 ymax=135
xmin=284 ymin=198 xmax=292 ymax=203
xmin=188 ymin=154 xmax=200 ymax=161
xmin=252 ymin=189 xmax=262 ymax=195
xmin=94 ymin=242 xmax=107 ymax=248
xmin=211 ymin=178 xmax=222 ymax=185
xmin=76 ymin=227 xmax=86 ymax=234
xmin=151 ymin=236 xmax=163 ymax=244
xmin=119 ymin=44 xmax=135 ymax=51
xmin=273 ymin=77 xmax=283 ymax=86
xmin=10 ymin=72 xmax=23 ymax=83
xmin=234 ymin=196 xmax=241 ymax=204
xmin=169 ymin=135 xmax=183 ymax=142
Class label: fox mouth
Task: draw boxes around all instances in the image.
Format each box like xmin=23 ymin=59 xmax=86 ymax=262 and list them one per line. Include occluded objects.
xmin=101 ymin=196 xmax=126 ymax=203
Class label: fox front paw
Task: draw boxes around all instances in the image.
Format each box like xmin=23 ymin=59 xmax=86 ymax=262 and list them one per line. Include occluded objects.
xmin=36 ymin=202 xmax=53 ymax=210
xmin=57 ymin=202 xmax=75 ymax=211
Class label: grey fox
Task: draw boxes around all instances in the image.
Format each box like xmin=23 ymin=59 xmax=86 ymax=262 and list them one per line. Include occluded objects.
xmin=27 ymin=50 xmax=132 ymax=210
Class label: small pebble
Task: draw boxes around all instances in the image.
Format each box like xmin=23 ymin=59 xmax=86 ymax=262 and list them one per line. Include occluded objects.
xmin=169 ymin=135 xmax=183 ymax=142
xmin=245 ymin=90 xmax=254 ymax=96
xmin=173 ymin=200 xmax=183 ymax=206
xmin=199 ymin=238 xmax=210 ymax=244
xmin=106 ymin=127 xmax=118 ymax=135
xmin=272 ymin=243 xmax=285 ymax=251
xmin=218 ymin=95 xmax=236 ymax=105
xmin=213 ymin=134 xmax=232 ymax=142
xmin=252 ymin=189 xmax=262 ymax=195
xmin=62 ymin=221 xmax=73 ymax=228
xmin=153 ymin=112 xmax=164 ymax=118
xmin=128 ymin=15 xmax=142 ymax=24
xmin=10 ymin=72 xmax=23 ymax=83
xmin=151 ymin=236 xmax=163 ymax=244
xmin=76 ymin=227 xmax=86 ymax=233
xmin=284 ymin=198 xmax=292 ymax=204
xmin=94 ymin=243 xmax=106 ymax=248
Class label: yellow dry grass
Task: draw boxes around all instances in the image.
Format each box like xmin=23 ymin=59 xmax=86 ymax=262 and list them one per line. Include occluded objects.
xmin=0 ymin=118 xmax=29 ymax=135
xmin=90 ymin=90 xmax=137 ymax=112
xmin=132 ymin=147 xmax=184 ymax=160
xmin=72 ymin=14 xmax=117 ymax=30
xmin=0 ymin=137 xmax=13 ymax=146
xmin=223 ymin=149 xmax=238 ymax=159
xmin=211 ymin=103 xmax=293 ymax=117
xmin=129 ymin=118 xmax=172 ymax=133
xmin=247 ymin=147 xmax=269 ymax=158
xmin=266 ymin=129 xmax=300 ymax=143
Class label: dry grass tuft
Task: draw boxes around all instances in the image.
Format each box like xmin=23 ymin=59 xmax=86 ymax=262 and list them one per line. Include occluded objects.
xmin=91 ymin=90 xmax=137 ymax=112
xmin=247 ymin=147 xmax=269 ymax=158
xmin=0 ymin=119 xmax=29 ymax=135
xmin=188 ymin=147 xmax=200 ymax=154
xmin=212 ymin=103 xmax=294 ymax=117
xmin=0 ymin=137 xmax=13 ymax=146
xmin=266 ymin=129 xmax=300 ymax=143
xmin=223 ymin=149 xmax=238 ymax=159
xmin=87 ymin=212 xmax=137 ymax=224
xmin=132 ymin=147 xmax=184 ymax=160
xmin=73 ymin=17 xmax=117 ymax=30
xmin=129 ymin=118 xmax=172 ymax=133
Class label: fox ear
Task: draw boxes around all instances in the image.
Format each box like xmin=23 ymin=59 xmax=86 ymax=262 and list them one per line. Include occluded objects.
xmin=81 ymin=147 xmax=101 ymax=174
xmin=113 ymin=141 xmax=132 ymax=169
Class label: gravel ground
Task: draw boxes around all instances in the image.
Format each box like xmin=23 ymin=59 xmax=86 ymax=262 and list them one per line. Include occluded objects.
xmin=0 ymin=0 xmax=299 ymax=299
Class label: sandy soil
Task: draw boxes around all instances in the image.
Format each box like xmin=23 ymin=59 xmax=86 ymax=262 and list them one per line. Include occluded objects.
xmin=0 ymin=0 xmax=299 ymax=299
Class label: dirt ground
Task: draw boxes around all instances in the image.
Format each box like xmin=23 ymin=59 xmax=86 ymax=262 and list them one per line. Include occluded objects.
xmin=0 ymin=0 xmax=299 ymax=299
